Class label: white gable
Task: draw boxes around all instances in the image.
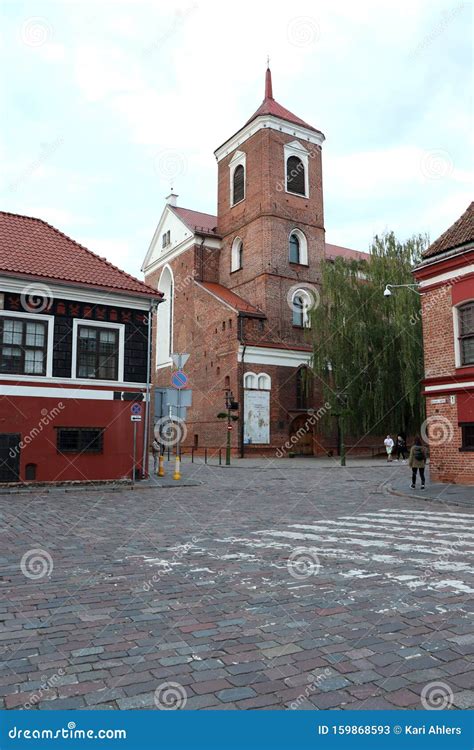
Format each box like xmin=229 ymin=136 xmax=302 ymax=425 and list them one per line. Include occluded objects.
xmin=141 ymin=205 xmax=194 ymax=273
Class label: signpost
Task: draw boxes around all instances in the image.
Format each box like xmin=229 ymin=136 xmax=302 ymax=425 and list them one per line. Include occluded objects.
xmin=170 ymin=353 xmax=189 ymax=481
xmin=130 ymin=403 xmax=142 ymax=483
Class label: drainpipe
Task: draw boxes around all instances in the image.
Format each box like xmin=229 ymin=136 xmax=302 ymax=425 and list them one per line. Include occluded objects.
xmin=238 ymin=315 xmax=246 ymax=459
xmin=142 ymin=298 xmax=159 ymax=479
xmin=198 ymin=237 xmax=205 ymax=281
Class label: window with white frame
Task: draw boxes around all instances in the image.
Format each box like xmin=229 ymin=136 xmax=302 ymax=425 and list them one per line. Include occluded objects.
xmin=231 ymin=237 xmax=244 ymax=272
xmin=458 ymin=302 xmax=474 ymax=365
xmin=292 ymin=289 xmax=312 ymax=328
xmin=289 ymin=229 xmax=308 ymax=265
xmin=162 ymin=230 xmax=171 ymax=249
xmin=244 ymin=372 xmax=257 ymax=389
xmin=73 ymin=321 xmax=123 ymax=381
xmin=0 ymin=312 xmax=52 ymax=377
xmin=244 ymin=371 xmax=271 ymax=390
xmin=229 ymin=150 xmax=246 ymax=206
xmin=284 ymin=140 xmax=309 ymax=197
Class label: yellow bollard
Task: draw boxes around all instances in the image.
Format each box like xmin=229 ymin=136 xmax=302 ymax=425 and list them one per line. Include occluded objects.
xmin=158 ymin=454 xmax=165 ymax=477
xmin=173 ymin=454 xmax=181 ymax=480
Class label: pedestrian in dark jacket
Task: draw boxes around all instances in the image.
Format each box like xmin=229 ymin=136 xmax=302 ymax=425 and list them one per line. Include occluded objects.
xmin=395 ymin=434 xmax=408 ymax=462
xmin=408 ymin=436 xmax=427 ymax=490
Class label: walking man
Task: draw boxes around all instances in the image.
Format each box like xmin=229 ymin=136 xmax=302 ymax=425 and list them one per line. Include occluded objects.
xmin=384 ymin=434 xmax=394 ymax=462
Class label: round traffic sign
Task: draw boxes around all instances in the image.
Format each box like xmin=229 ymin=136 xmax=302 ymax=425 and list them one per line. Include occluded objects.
xmin=131 ymin=403 xmax=141 ymax=415
xmin=171 ymin=370 xmax=188 ymax=389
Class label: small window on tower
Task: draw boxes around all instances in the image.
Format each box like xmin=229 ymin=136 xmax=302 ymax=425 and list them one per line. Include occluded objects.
xmin=292 ymin=289 xmax=312 ymax=328
xmin=231 ymin=238 xmax=243 ymax=272
xmin=288 ymin=229 xmax=308 ymax=265
xmin=232 ymin=164 xmax=245 ymax=205
xmin=289 ymin=234 xmax=300 ymax=263
xmin=286 ymin=155 xmax=305 ymax=196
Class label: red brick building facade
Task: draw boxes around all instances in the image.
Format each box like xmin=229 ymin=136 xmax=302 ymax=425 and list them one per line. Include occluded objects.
xmin=143 ymin=68 xmax=367 ymax=457
xmin=414 ymin=202 xmax=474 ymax=484
xmin=0 ymin=211 xmax=161 ymax=483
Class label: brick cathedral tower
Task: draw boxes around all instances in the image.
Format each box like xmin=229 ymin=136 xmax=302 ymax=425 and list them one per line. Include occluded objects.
xmin=215 ymin=66 xmax=326 ymax=348
xmin=143 ymin=68 xmax=365 ymax=456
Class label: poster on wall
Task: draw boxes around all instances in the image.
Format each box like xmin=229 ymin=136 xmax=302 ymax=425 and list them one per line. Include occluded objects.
xmin=244 ymin=389 xmax=270 ymax=444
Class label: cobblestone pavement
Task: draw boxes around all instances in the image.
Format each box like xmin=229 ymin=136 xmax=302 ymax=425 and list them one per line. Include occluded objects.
xmin=1 ymin=461 xmax=473 ymax=711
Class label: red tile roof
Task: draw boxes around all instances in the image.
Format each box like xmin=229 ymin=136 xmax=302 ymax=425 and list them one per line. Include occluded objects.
xmin=325 ymin=243 xmax=369 ymax=262
xmin=196 ymin=281 xmax=265 ymax=317
xmin=0 ymin=211 xmax=160 ymax=298
xmin=423 ymin=202 xmax=474 ymax=259
xmin=172 ymin=206 xmax=219 ymax=236
xmin=245 ymin=67 xmax=323 ymax=135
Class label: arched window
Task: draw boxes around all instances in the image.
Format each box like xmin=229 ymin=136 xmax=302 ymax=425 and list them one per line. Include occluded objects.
xmin=244 ymin=372 xmax=257 ymax=389
xmin=156 ymin=266 xmax=173 ymax=366
xmin=296 ymin=367 xmax=309 ymax=409
xmin=289 ymin=233 xmax=300 ymax=264
xmin=286 ymin=155 xmax=305 ymax=196
xmin=289 ymin=229 xmax=308 ymax=265
xmin=231 ymin=237 xmax=243 ymax=272
xmin=459 ymin=302 xmax=474 ymax=365
xmin=232 ymin=164 xmax=245 ymax=205
xmin=244 ymin=372 xmax=271 ymax=390
xmin=257 ymin=373 xmax=271 ymax=390
xmin=292 ymin=289 xmax=312 ymax=328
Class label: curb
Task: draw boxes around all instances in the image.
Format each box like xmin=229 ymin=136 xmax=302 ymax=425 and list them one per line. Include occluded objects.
xmin=383 ymin=481 xmax=473 ymax=509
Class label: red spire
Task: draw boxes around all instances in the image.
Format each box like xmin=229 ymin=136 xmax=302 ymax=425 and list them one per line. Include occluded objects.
xmin=265 ymin=65 xmax=273 ymax=100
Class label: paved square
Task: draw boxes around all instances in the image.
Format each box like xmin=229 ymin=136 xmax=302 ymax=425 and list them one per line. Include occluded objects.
xmin=1 ymin=461 xmax=473 ymax=711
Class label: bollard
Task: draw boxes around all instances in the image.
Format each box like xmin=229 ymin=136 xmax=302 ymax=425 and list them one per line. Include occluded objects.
xmin=205 ymin=448 xmax=208 ymax=464
xmin=158 ymin=454 xmax=165 ymax=477
xmin=219 ymin=449 xmax=222 ymax=465
xmin=173 ymin=454 xmax=181 ymax=480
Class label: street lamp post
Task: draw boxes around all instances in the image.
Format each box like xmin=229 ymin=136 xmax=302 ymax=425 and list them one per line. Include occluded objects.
xmin=218 ymin=390 xmax=239 ymax=466
xmin=334 ymin=392 xmax=349 ymax=467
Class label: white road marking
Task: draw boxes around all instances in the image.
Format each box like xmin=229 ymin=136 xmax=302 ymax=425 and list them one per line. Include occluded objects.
xmin=248 ymin=510 xmax=474 ymax=595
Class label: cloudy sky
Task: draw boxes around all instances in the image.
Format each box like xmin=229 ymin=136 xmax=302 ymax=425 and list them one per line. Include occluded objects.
xmin=1 ymin=0 xmax=472 ymax=278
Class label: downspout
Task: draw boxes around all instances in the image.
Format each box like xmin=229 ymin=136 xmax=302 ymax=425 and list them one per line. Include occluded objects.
xmin=198 ymin=237 xmax=205 ymax=281
xmin=238 ymin=314 xmax=246 ymax=459
xmin=142 ymin=298 xmax=159 ymax=479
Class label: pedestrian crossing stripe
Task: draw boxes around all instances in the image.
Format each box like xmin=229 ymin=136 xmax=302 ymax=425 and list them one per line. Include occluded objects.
xmin=250 ymin=509 xmax=474 ymax=595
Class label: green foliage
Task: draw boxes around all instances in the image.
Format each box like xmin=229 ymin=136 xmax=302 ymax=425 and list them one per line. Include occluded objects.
xmin=311 ymin=231 xmax=427 ymax=437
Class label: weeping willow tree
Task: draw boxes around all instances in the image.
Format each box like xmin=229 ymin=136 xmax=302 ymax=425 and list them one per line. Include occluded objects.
xmin=312 ymin=232 xmax=427 ymax=438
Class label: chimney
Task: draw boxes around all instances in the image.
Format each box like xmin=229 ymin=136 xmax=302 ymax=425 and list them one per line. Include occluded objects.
xmin=166 ymin=192 xmax=178 ymax=207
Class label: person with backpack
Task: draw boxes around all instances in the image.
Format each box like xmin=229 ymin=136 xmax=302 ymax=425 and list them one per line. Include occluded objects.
xmin=408 ymin=436 xmax=427 ymax=490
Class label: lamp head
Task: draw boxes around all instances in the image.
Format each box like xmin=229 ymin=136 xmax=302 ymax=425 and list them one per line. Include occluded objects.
xmin=383 ymin=286 xmax=392 ymax=297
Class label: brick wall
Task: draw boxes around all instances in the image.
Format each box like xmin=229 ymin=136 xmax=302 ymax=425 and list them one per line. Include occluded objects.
xmin=419 ymin=276 xmax=474 ymax=483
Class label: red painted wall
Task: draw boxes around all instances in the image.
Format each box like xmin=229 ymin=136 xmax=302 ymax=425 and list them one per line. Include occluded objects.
xmin=0 ymin=393 xmax=145 ymax=482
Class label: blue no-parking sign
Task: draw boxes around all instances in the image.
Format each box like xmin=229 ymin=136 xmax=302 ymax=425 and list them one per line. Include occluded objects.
xmin=171 ymin=370 xmax=188 ymax=389
xmin=130 ymin=403 xmax=141 ymax=415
